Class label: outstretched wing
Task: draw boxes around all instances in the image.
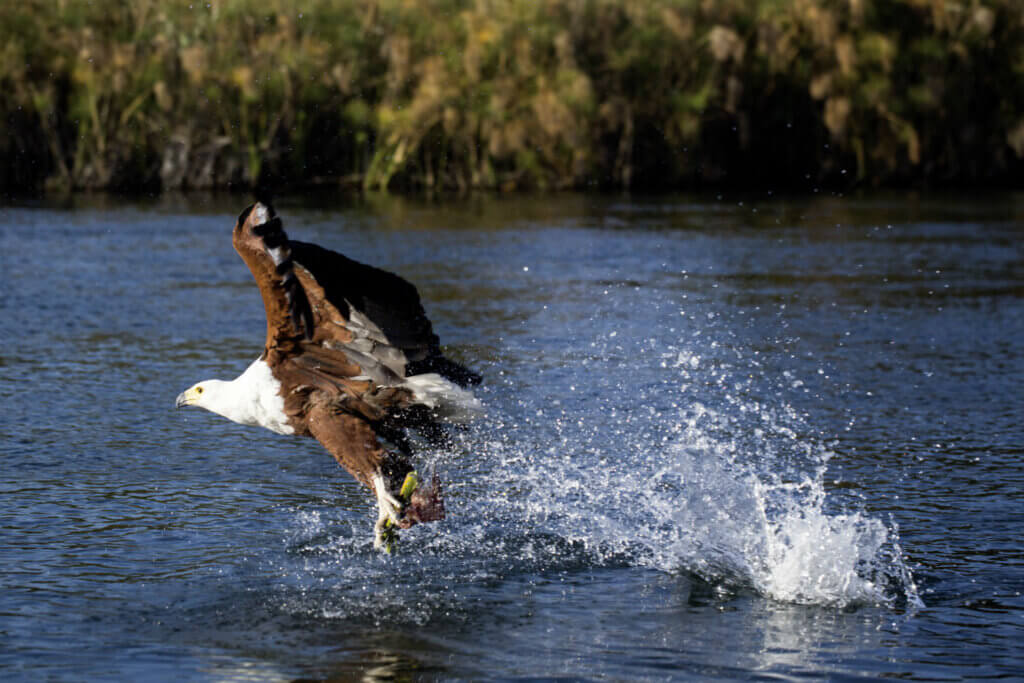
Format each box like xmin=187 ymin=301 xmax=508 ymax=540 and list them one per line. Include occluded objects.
xmin=290 ymin=240 xmax=480 ymax=386
xmin=232 ymin=202 xmax=314 ymax=362
xmin=232 ymin=201 xmax=478 ymax=417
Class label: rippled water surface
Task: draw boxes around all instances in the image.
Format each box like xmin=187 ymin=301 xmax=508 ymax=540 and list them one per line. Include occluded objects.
xmin=2 ymin=194 xmax=1022 ymax=680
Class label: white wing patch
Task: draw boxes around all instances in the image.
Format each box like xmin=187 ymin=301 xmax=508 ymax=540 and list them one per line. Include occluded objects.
xmin=402 ymin=373 xmax=482 ymax=423
xmin=267 ymin=246 xmax=288 ymax=266
xmin=253 ymin=204 xmax=269 ymax=225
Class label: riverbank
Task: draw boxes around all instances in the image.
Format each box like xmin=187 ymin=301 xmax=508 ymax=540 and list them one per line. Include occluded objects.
xmin=3 ymin=0 xmax=1022 ymax=194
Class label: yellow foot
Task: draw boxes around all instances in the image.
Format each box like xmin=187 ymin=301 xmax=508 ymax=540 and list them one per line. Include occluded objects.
xmin=373 ymin=471 xmax=420 ymax=553
xmin=399 ymin=470 xmax=419 ymax=499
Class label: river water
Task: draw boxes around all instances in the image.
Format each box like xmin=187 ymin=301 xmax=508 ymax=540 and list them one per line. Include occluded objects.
xmin=1 ymin=193 xmax=1022 ymax=680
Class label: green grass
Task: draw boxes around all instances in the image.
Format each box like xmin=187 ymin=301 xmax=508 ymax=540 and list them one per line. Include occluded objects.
xmin=2 ymin=0 xmax=1022 ymax=193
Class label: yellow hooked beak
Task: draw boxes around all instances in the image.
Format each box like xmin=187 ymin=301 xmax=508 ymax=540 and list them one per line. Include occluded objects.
xmin=175 ymin=385 xmax=203 ymax=408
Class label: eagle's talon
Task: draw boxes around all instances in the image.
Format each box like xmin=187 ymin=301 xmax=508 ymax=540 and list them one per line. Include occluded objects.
xmin=373 ymin=472 xmax=406 ymax=551
xmin=373 ymin=473 xmax=404 ymax=519
xmin=374 ymin=518 xmax=396 ymax=550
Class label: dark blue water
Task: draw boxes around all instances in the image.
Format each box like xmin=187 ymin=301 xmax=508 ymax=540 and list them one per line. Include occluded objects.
xmin=2 ymin=194 xmax=1022 ymax=680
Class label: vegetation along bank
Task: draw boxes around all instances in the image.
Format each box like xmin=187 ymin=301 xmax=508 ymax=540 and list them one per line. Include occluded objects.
xmin=2 ymin=0 xmax=1022 ymax=194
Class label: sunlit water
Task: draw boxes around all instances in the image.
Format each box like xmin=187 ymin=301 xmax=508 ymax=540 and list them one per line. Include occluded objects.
xmin=1 ymin=194 xmax=1022 ymax=680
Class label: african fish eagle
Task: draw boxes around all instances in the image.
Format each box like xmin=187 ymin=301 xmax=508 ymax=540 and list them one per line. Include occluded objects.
xmin=176 ymin=202 xmax=481 ymax=549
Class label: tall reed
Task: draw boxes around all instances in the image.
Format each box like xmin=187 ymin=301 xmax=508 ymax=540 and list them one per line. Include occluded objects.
xmin=2 ymin=0 xmax=1022 ymax=193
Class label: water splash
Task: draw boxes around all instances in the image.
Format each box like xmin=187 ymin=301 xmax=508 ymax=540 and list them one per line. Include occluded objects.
xmin=468 ymin=432 xmax=913 ymax=607
xmin=276 ymin=334 xmax=921 ymax=613
xmin=425 ymin=339 xmax=924 ymax=610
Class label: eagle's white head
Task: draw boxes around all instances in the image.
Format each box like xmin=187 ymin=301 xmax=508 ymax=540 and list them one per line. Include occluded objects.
xmin=175 ymin=380 xmax=231 ymax=415
xmin=175 ymin=360 xmax=296 ymax=435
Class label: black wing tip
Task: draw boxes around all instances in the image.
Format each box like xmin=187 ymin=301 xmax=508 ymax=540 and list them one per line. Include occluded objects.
xmin=253 ymin=183 xmax=276 ymax=211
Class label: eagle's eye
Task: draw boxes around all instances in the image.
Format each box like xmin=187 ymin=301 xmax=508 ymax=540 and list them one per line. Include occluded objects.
xmin=196 ymin=386 xmax=204 ymax=394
